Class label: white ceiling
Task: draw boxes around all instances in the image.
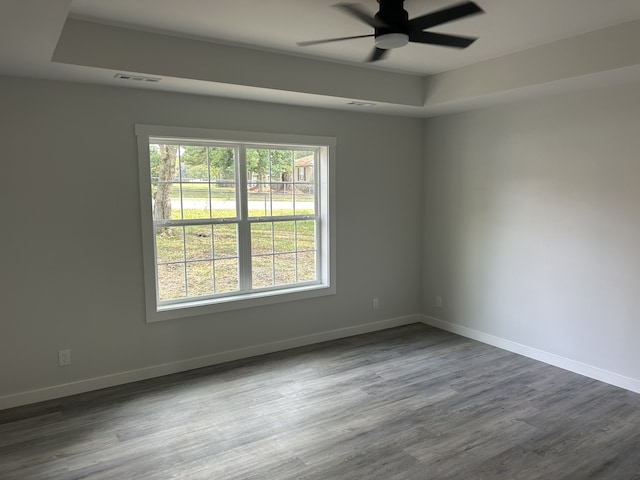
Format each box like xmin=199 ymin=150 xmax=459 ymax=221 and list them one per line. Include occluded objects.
xmin=2 ymin=0 xmax=640 ymax=116
xmin=67 ymin=0 xmax=640 ymax=75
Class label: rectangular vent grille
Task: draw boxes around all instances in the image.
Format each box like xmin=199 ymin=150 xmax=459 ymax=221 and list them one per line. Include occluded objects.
xmin=114 ymin=73 xmax=161 ymax=83
xmin=347 ymin=101 xmax=376 ymax=107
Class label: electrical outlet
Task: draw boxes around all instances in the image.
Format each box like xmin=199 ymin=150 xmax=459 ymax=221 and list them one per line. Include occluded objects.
xmin=435 ymin=296 xmax=443 ymax=308
xmin=58 ymin=349 xmax=71 ymax=367
xmin=372 ymin=298 xmax=379 ymax=310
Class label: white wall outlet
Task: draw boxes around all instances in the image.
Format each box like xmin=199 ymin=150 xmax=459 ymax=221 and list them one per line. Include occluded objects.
xmin=435 ymin=296 xmax=443 ymax=308
xmin=58 ymin=349 xmax=71 ymax=366
xmin=373 ymin=298 xmax=379 ymax=310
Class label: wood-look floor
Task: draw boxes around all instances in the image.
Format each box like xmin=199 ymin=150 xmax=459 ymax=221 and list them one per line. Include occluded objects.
xmin=2 ymin=324 xmax=640 ymax=479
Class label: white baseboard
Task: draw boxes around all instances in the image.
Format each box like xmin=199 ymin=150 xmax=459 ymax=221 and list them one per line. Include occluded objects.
xmin=0 ymin=315 xmax=420 ymax=410
xmin=420 ymin=314 xmax=640 ymax=395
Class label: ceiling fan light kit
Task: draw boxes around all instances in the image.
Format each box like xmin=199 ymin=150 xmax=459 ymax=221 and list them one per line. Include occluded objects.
xmin=297 ymin=0 xmax=484 ymax=62
xmin=375 ymin=33 xmax=409 ymax=49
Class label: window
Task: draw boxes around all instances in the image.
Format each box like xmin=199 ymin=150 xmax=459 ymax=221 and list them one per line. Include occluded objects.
xmin=136 ymin=125 xmax=336 ymax=322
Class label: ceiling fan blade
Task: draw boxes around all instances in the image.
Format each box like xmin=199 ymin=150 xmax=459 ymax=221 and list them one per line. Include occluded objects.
xmin=366 ymin=47 xmax=389 ymax=62
xmin=409 ymin=31 xmax=477 ymax=48
xmin=334 ymin=3 xmax=388 ymax=29
xmin=408 ymin=1 xmax=483 ymax=31
xmin=297 ymin=34 xmax=375 ymax=47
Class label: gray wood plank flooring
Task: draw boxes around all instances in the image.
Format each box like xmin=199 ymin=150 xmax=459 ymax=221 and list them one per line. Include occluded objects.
xmin=2 ymin=324 xmax=640 ymax=479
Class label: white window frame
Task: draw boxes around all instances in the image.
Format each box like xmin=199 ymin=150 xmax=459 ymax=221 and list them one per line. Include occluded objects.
xmin=136 ymin=125 xmax=336 ymax=323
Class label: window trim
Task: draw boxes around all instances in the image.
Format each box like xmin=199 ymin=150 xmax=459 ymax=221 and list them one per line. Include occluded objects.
xmin=136 ymin=125 xmax=336 ymax=323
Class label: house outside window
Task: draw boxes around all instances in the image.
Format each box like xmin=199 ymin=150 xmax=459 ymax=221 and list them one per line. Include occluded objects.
xmin=296 ymin=155 xmax=314 ymax=184
xmin=136 ymin=125 xmax=336 ymax=322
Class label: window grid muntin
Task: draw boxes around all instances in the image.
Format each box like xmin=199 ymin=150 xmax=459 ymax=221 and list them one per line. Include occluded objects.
xmin=151 ymin=139 xmax=321 ymax=306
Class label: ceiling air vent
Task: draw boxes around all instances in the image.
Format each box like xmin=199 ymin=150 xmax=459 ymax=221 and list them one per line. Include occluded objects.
xmin=114 ymin=73 xmax=161 ymax=83
xmin=348 ymin=101 xmax=376 ymax=107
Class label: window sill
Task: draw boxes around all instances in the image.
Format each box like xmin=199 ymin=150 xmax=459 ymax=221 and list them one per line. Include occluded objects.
xmin=146 ymin=283 xmax=336 ymax=323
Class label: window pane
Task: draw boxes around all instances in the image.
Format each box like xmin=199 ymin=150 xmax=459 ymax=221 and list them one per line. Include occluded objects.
xmin=209 ymin=146 xmax=235 ymax=180
xmin=297 ymin=251 xmax=317 ymax=282
xmin=293 ymin=152 xmax=315 ymax=215
xmin=185 ymin=225 xmax=213 ymax=261
xmin=272 ymin=150 xmax=293 ymax=191
xmin=151 ymin=143 xmax=181 ymax=222
xmin=294 ymin=152 xmax=313 ymax=183
xmin=273 ymin=222 xmax=295 ymax=253
xmin=170 ymin=184 xmax=185 ymax=220
xmin=252 ymin=255 xmax=274 ymax=288
xmin=181 ymin=146 xmax=209 ymax=182
xmin=294 ymin=153 xmax=314 ymax=215
xmin=215 ymin=259 xmax=239 ymax=293
xmin=295 ymin=185 xmax=315 ymax=215
xmin=186 ymin=261 xmax=214 ymax=297
xmin=272 ymin=150 xmax=294 ymax=216
xmin=247 ymin=148 xmax=270 ymax=217
xmin=214 ymin=224 xmax=238 ymax=259
xmin=150 ymin=144 xmax=179 ymax=183
xmin=248 ymin=190 xmax=271 ymax=216
xmin=152 ymin=183 xmax=183 ymax=220
xmin=181 ymin=183 xmax=211 ymax=220
xmin=272 ymin=189 xmax=294 ymax=216
xmin=296 ymin=220 xmax=316 ymax=251
xmin=274 ymin=253 xmax=296 ymax=286
xmin=251 ymin=223 xmax=273 ymax=255
xmin=155 ymin=227 xmax=185 ymax=263
xmin=210 ymin=146 xmax=237 ymax=218
xmin=157 ymin=263 xmax=186 ymax=301
xmin=211 ymin=181 xmax=237 ymax=218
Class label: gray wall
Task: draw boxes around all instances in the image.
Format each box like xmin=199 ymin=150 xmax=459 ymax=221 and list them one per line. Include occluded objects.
xmin=4 ymin=73 xmax=640 ymax=404
xmin=423 ymin=81 xmax=640 ymax=383
xmin=1 ymin=76 xmax=423 ymax=400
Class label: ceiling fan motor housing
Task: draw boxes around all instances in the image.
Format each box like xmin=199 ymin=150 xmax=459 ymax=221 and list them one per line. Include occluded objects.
xmin=375 ymin=0 xmax=410 ymax=48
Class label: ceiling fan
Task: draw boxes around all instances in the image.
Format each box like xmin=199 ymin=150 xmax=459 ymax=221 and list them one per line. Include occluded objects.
xmin=297 ymin=0 xmax=484 ymax=62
